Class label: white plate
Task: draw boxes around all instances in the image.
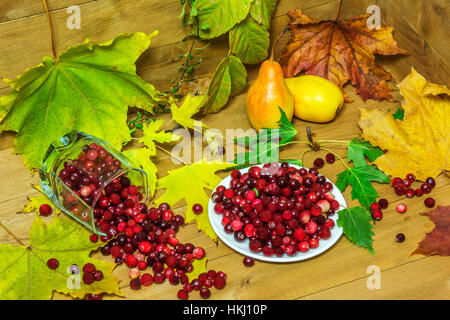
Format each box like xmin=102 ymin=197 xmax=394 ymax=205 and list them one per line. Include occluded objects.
xmin=208 ymin=163 xmax=345 ymax=263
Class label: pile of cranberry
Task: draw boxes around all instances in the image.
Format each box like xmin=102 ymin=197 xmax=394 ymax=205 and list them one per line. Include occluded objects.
xmin=391 ymin=174 xmax=436 ymax=199
xmin=55 ymin=143 xmax=225 ymax=300
xmin=212 ymin=162 xmax=339 ymax=256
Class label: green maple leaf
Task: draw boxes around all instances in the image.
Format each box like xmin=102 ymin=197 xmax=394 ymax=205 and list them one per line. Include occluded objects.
xmin=155 ymin=159 xmax=234 ymax=241
xmin=235 ymin=108 xmax=297 ymax=164
xmin=337 ymin=206 xmax=375 ymax=254
xmin=170 ymin=94 xmax=206 ymax=130
xmin=123 ymin=148 xmax=158 ymax=197
xmin=392 ymin=107 xmax=404 ymax=120
xmin=0 ymin=32 xmax=163 ymax=170
xmin=229 ymin=15 xmax=270 ymax=65
xmin=138 ymin=119 xmax=178 ymax=155
xmin=347 ymin=138 xmax=384 ymax=167
xmin=336 ymin=165 xmax=390 ymax=209
xmin=250 ymin=0 xmax=279 ymax=30
xmin=192 ymin=0 xmax=252 ymax=39
xmin=0 ymin=216 xmax=121 ymax=300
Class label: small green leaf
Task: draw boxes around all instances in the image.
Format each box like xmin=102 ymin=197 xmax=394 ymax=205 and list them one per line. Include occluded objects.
xmin=347 ymin=138 xmax=384 ymax=167
xmin=250 ymin=0 xmax=279 ymax=29
xmin=336 ymin=165 xmax=390 ymax=209
xmin=228 ymin=56 xmax=247 ymax=96
xmin=337 ymin=206 xmax=375 ymax=254
xmin=193 ymin=0 xmax=252 ymax=39
xmin=393 ymin=107 xmax=404 ymax=120
xmin=229 ymin=16 xmax=270 ymax=64
xmin=201 ymin=57 xmax=231 ymax=114
xmin=283 ymin=159 xmax=303 ymax=166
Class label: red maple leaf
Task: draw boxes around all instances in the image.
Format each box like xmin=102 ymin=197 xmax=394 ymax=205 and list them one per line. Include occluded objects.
xmin=412 ymin=205 xmax=450 ymax=256
xmin=280 ymin=9 xmax=407 ymax=101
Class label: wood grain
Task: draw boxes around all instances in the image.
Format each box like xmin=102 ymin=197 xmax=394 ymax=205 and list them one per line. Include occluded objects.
xmin=0 ymin=0 xmax=449 ymax=300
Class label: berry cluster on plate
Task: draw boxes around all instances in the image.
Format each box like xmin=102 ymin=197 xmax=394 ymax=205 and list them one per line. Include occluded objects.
xmin=212 ymin=162 xmax=340 ymax=257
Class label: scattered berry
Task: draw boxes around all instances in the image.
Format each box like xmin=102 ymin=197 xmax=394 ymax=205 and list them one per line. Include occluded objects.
xmin=313 ymin=158 xmax=325 ymax=169
xmin=325 ymin=153 xmax=335 ymax=164
xmin=192 ymin=203 xmax=203 ymax=215
xmin=395 ymin=233 xmax=405 ymax=243
xmin=396 ymin=203 xmax=407 ymax=214
xmin=243 ymin=256 xmax=254 ymax=267
xmin=47 ymin=258 xmax=59 ymax=269
xmin=39 ymin=204 xmax=52 ymax=217
xmin=378 ymin=198 xmax=388 ymax=209
xmin=424 ymin=198 xmax=435 ymax=208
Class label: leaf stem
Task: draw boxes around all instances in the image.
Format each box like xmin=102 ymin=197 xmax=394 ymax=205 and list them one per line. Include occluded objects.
xmin=42 ymin=0 xmax=57 ymax=59
xmin=320 ymin=146 xmax=350 ymax=170
xmin=0 ymin=220 xmax=25 ymax=246
xmin=270 ymin=26 xmax=287 ymax=60
xmin=156 ymin=144 xmax=187 ymax=165
xmin=335 ymin=0 xmax=344 ymax=22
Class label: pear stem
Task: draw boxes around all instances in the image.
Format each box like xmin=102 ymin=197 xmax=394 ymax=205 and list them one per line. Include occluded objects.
xmin=270 ymin=26 xmax=287 ymax=61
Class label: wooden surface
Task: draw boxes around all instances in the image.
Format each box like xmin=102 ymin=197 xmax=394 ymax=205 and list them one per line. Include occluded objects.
xmin=0 ymin=0 xmax=449 ymax=300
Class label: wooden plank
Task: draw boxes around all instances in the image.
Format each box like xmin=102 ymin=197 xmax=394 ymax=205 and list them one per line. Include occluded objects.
xmin=300 ymin=256 xmax=450 ymax=299
xmin=0 ymin=0 xmax=94 ymax=23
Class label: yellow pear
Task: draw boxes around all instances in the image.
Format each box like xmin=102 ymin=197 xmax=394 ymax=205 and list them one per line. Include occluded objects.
xmin=285 ymin=75 xmax=344 ymax=123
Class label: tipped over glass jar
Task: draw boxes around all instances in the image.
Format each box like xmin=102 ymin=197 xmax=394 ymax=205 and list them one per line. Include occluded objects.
xmin=39 ymin=131 xmax=149 ymax=235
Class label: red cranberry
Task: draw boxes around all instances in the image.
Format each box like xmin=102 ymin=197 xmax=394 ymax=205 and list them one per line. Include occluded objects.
xmin=130 ymin=278 xmax=141 ymax=290
xmin=395 ymin=233 xmax=405 ymax=242
xmin=313 ymin=158 xmax=325 ymax=169
xmin=243 ymin=256 xmax=254 ymax=267
xmin=378 ymin=198 xmax=388 ymax=209
xmin=424 ymin=198 xmax=435 ymax=208
xmin=192 ymin=203 xmax=203 ymax=214
xmin=200 ymin=287 xmax=211 ymax=299
xmin=47 ymin=258 xmax=59 ymax=269
xmin=39 ymin=204 xmax=52 ymax=217
xmin=325 ymin=153 xmax=335 ymax=164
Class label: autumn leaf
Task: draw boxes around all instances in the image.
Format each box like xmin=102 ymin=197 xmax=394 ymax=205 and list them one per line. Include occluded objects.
xmin=170 ymin=94 xmax=206 ymax=130
xmin=337 ymin=206 xmax=375 ymax=254
xmin=228 ymin=56 xmax=247 ymax=96
xmin=187 ymin=258 xmax=207 ymax=282
xmin=138 ymin=119 xmax=180 ymax=155
xmin=280 ymin=9 xmax=406 ymax=101
xmin=412 ymin=205 xmax=450 ymax=256
xmin=155 ymin=159 xmax=234 ymax=241
xmin=0 ymin=32 xmax=163 ymax=170
xmin=359 ymin=67 xmax=450 ymax=181
xmin=23 ymin=185 xmax=61 ymax=215
xmin=336 ymin=165 xmax=390 ymax=209
xmin=0 ymin=216 xmax=121 ymax=300
xmin=229 ymin=15 xmax=270 ymax=65
xmin=250 ymin=0 xmax=279 ymax=30
xmin=191 ymin=0 xmax=252 ymax=39
xmin=201 ymin=57 xmax=232 ymax=114
xmin=123 ymin=148 xmax=158 ymax=198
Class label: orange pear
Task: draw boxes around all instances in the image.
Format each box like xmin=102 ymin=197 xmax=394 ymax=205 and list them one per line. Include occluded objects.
xmin=246 ymin=34 xmax=294 ymax=130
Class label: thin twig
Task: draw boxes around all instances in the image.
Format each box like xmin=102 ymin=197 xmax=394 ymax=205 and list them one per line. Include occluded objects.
xmin=42 ymin=0 xmax=57 ymax=59
xmin=0 ymin=220 xmax=25 ymax=246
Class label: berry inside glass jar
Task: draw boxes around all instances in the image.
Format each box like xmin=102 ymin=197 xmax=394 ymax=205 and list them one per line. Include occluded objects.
xmin=56 ymin=142 xmax=146 ymax=235
xmin=212 ymin=162 xmax=340 ymax=258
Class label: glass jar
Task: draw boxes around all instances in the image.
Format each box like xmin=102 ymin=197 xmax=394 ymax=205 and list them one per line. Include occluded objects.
xmin=39 ymin=131 xmax=149 ymax=235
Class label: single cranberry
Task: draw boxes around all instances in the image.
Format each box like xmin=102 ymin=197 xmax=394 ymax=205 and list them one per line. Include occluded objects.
xmin=243 ymin=256 xmax=254 ymax=267
xmin=177 ymin=289 xmax=188 ymax=300
xmin=313 ymin=158 xmax=325 ymax=169
xmin=325 ymin=153 xmax=335 ymax=164
xmin=425 ymin=177 xmax=436 ymax=188
xmin=47 ymin=258 xmax=59 ymax=269
xmin=200 ymin=287 xmax=211 ymax=299
xmin=421 ymin=183 xmax=431 ymax=194
xmin=86 ymin=293 xmax=103 ymax=300
xmin=213 ymin=276 xmax=226 ymax=289
xmin=83 ymin=272 xmax=95 ymax=284
xmin=396 ymin=203 xmax=407 ymax=213
xmin=39 ymin=204 xmax=52 ymax=217
xmin=395 ymin=233 xmax=405 ymax=243
xmin=89 ymin=234 xmax=99 ymax=243
xmin=130 ymin=278 xmax=141 ymax=290
xmin=405 ymin=188 xmax=415 ymax=198
xmin=406 ymin=173 xmax=415 ymax=182
xmin=83 ymin=263 xmax=96 ymax=273
xmin=378 ymin=198 xmax=388 ymax=209
xmin=424 ymin=198 xmax=435 ymax=208
xmin=94 ymin=270 xmax=104 ymax=281
xmin=415 ymin=188 xmax=423 ymax=197
xmin=192 ymin=203 xmax=203 ymax=215
xmin=371 ymin=210 xmax=383 ymax=220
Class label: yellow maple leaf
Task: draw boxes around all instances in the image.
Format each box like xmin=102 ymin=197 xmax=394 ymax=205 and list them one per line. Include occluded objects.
xmin=187 ymin=258 xmax=207 ymax=282
xmin=359 ymin=67 xmax=450 ymax=181
xmin=23 ymin=185 xmax=61 ymax=215
xmin=170 ymin=94 xmax=207 ymax=130
xmin=138 ymin=119 xmax=179 ymax=155
xmin=123 ymin=148 xmax=158 ymax=197
xmin=154 ymin=159 xmax=233 ymax=241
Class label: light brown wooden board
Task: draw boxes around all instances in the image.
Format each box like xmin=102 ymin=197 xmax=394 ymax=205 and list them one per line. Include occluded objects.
xmin=0 ymin=0 xmax=449 ymax=300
